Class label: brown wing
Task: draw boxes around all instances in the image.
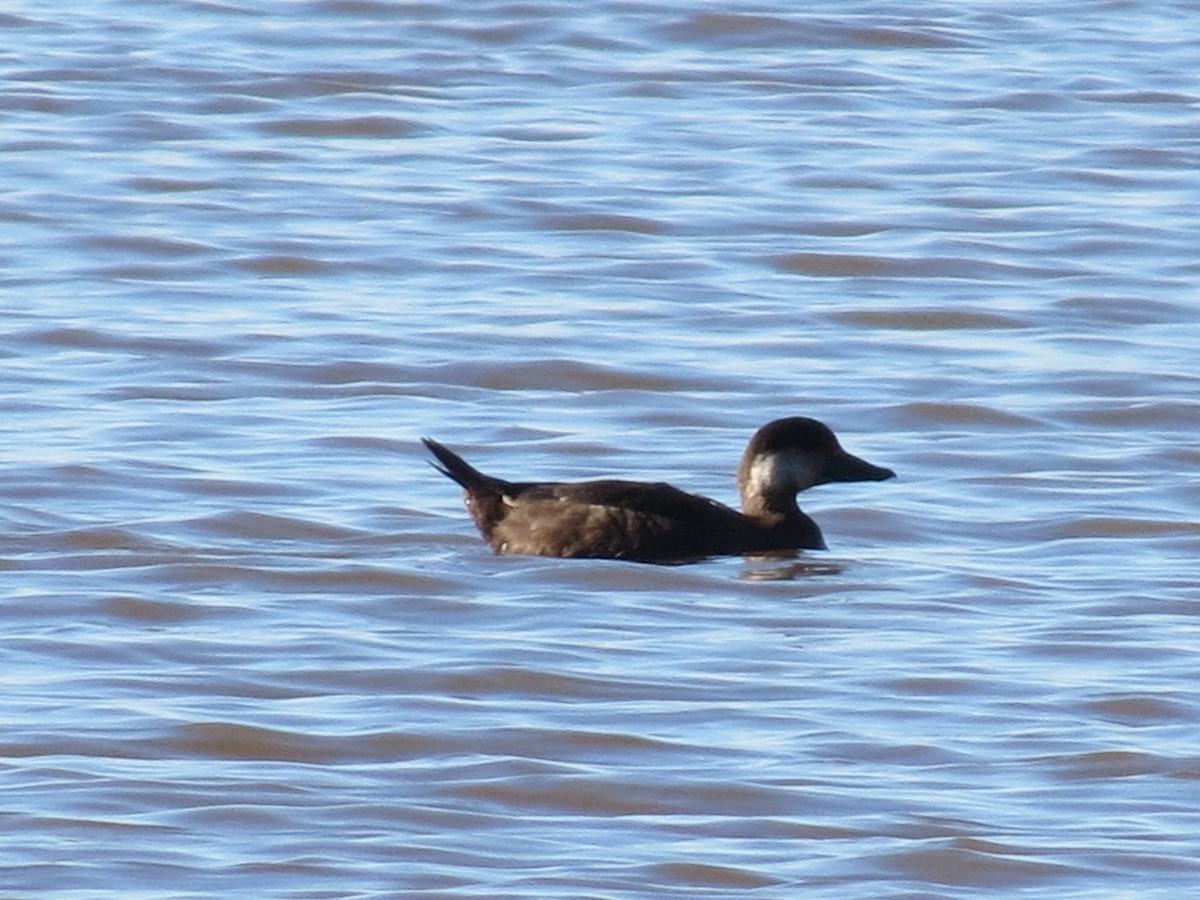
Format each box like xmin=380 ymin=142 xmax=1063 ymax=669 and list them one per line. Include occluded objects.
xmin=494 ymin=479 xmax=749 ymax=561
xmin=516 ymin=479 xmax=740 ymax=519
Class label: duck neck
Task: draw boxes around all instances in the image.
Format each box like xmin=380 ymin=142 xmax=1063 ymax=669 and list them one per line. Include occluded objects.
xmin=737 ymin=453 xmax=803 ymax=525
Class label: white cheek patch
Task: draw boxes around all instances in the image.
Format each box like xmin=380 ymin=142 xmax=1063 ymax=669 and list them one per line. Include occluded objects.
xmin=747 ymin=451 xmax=821 ymax=494
xmin=744 ymin=454 xmax=780 ymax=497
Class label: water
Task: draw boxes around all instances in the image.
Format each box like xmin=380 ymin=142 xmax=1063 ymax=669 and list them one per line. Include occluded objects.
xmin=4 ymin=1 xmax=1200 ymax=896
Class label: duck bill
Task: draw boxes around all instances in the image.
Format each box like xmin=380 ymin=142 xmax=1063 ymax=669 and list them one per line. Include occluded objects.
xmin=824 ymin=451 xmax=896 ymax=484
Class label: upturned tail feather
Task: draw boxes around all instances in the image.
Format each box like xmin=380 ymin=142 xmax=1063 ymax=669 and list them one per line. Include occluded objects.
xmin=422 ymin=437 xmax=498 ymax=493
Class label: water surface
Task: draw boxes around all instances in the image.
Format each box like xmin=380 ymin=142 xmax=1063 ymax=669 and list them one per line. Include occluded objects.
xmin=4 ymin=1 xmax=1200 ymax=896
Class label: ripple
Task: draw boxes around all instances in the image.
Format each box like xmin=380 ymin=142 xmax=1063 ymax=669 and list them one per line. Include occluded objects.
xmin=124 ymin=176 xmax=226 ymax=193
xmin=231 ymin=254 xmax=332 ymax=275
xmin=1086 ymin=695 xmax=1198 ymax=725
xmin=882 ymin=838 xmax=1083 ymax=887
xmin=643 ymin=861 xmax=783 ymax=889
xmin=660 ymin=13 xmax=969 ymax=50
xmin=188 ymin=510 xmax=364 ymax=541
xmin=487 ymin=125 xmax=594 ymax=142
xmin=258 ymin=115 xmax=426 ymax=138
xmin=1038 ymin=749 xmax=1183 ymax=781
xmin=84 ymin=234 xmax=218 ymax=257
xmin=895 ymin=401 xmax=1041 ymax=427
xmin=448 ymin=774 xmax=802 ymax=817
xmin=771 ymin=252 xmax=1079 ymax=279
xmin=1047 ymin=517 xmax=1200 ymax=539
xmin=434 ymin=667 xmax=645 ymax=701
xmin=165 ymin=722 xmax=441 ymax=763
xmin=540 ymin=213 xmax=671 ymax=234
xmin=96 ymin=595 xmax=234 ymax=624
xmin=430 ymin=359 xmax=711 ymax=392
xmin=16 ymin=326 xmax=230 ymax=356
xmin=832 ymin=308 xmax=1029 ymax=330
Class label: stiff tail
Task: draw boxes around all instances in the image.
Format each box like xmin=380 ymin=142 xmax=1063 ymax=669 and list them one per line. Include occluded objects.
xmin=421 ymin=437 xmax=493 ymax=492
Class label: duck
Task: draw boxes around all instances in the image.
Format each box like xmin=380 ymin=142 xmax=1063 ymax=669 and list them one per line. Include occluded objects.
xmin=423 ymin=417 xmax=894 ymax=563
